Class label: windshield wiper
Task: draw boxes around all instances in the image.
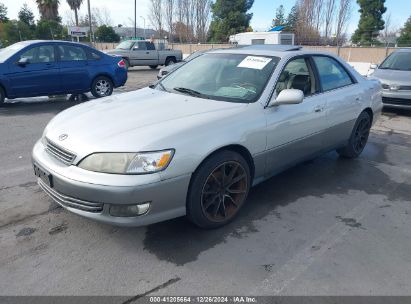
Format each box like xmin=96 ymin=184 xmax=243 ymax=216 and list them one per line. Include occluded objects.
xmin=173 ymin=87 xmax=209 ymax=99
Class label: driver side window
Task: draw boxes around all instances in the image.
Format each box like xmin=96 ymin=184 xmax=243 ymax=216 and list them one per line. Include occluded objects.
xmin=275 ymin=57 xmax=316 ymax=97
xmin=20 ymin=45 xmax=55 ymax=64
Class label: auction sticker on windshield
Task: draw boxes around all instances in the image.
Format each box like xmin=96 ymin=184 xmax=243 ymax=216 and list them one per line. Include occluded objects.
xmin=237 ymin=56 xmax=272 ymax=70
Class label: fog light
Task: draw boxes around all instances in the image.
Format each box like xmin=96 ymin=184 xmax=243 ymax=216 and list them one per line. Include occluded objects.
xmin=110 ymin=202 xmax=151 ymax=217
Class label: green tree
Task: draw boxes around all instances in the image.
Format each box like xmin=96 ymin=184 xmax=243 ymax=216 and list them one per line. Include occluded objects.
xmin=95 ymin=25 xmax=120 ymax=42
xmin=351 ymin=0 xmax=387 ymax=45
xmin=66 ymin=0 xmax=83 ymax=26
xmin=35 ymin=19 xmax=67 ymax=39
xmin=208 ymin=0 xmax=254 ymax=42
xmin=272 ymin=4 xmax=286 ymax=27
xmin=18 ymin=3 xmax=35 ymax=27
xmin=286 ymin=5 xmax=298 ymax=32
xmin=35 ymin=0 xmax=60 ymax=22
xmin=0 ymin=2 xmax=8 ymax=23
xmin=397 ymin=16 xmax=411 ymax=47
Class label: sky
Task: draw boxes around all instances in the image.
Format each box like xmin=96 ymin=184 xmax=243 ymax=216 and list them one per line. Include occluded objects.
xmin=1 ymin=0 xmax=410 ymax=35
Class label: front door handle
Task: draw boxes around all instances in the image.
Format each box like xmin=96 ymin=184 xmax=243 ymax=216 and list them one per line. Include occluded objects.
xmin=314 ymin=106 xmax=324 ymax=113
xmin=146 ymin=52 xmax=150 ymax=54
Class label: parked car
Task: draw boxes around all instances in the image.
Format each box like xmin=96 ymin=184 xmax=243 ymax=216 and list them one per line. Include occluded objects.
xmin=157 ymin=50 xmax=208 ymax=79
xmin=0 ymin=40 xmax=127 ymax=105
xmin=106 ymin=40 xmax=183 ymax=69
xmin=368 ymin=49 xmax=411 ymax=110
xmin=33 ymin=45 xmax=382 ymax=229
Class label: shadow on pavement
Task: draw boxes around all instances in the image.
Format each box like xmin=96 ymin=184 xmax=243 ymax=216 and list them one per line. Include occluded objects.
xmin=0 ymin=98 xmax=79 ymax=116
xmin=138 ymin=141 xmax=410 ymax=266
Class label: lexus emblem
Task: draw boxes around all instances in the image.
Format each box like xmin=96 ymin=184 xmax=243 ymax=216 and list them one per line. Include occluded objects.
xmin=59 ymin=134 xmax=68 ymax=141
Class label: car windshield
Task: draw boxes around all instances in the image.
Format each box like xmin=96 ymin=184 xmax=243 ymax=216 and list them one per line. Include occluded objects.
xmin=0 ymin=42 xmax=27 ymax=62
xmin=379 ymin=52 xmax=411 ymax=71
xmin=116 ymin=41 xmax=134 ymax=50
xmin=159 ymin=53 xmax=279 ymax=103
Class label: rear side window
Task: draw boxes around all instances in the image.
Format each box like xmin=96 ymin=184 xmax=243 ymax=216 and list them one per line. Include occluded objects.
xmin=313 ymin=56 xmax=353 ymax=91
xmin=88 ymin=50 xmax=101 ymax=60
xmin=58 ymin=45 xmax=87 ymax=61
xmin=20 ymin=45 xmax=55 ymax=63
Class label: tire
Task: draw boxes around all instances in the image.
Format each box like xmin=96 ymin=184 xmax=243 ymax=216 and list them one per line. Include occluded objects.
xmin=91 ymin=76 xmax=113 ymax=98
xmin=165 ymin=57 xmax=176 ymax=66
xmin=149 ymin=65 xmax=159 ymax=69
xmin=69 ymin=93 xmax=89 ymax=103
xmin=0 ymin=86 xmax=5 ymax=106
xmin=337 ymin=111 xmax=372 ymax=159
xmin=187 ymin=150 xmax=251 ymax=229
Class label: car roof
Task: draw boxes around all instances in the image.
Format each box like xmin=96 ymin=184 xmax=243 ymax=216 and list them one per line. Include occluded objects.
xmin=209 ymin=44 xmax=334 ymax=59
xmin=17 ymin=40 xmax=93 ymax=48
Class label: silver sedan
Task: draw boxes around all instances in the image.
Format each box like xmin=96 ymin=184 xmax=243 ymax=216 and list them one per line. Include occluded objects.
xmin=32 ymin=46 xmax=382 ymax=228
xmin=369 ymin=49 xmax=411 ymax=110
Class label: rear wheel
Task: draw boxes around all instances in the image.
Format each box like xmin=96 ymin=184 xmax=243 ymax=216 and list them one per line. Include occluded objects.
xmin=91 ymin=76 xmax=113 ymax=98
xmin=337 ymin=111 xmax=372 ymax=158
xmin=149 ymin=65 xmax=158 ymax=69
xmin=187 ymin=151 xmax=251 ymax=229
xmin=0 ymin=87 xmax=5 ymax=106
xmin=165 ymin=57 xmax=176 ymax=66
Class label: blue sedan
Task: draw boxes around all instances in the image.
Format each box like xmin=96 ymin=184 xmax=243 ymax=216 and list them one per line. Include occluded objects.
xmin=0 ymin=40 xmax=128 ymax=105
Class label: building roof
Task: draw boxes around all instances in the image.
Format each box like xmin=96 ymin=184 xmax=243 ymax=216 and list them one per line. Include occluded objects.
xmin=269 ymin=26 xmax=286 ymax=32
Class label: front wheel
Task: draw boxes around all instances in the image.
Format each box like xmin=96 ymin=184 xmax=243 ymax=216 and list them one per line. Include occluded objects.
xmin=337 ymin=111 xmax=372 ymax=158
xmin=187 ymin=151 xmax=251 ymax=229
xmin=91 ymin=76 xmax=113 ymax=98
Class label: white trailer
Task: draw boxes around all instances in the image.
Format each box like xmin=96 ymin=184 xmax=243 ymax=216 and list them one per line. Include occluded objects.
xmin=229 ymin=31 xmax=295 ymax=46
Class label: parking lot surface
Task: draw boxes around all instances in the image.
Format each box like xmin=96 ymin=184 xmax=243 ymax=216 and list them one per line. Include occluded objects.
xmin=0 ymin=67 xmax=411 ymax=296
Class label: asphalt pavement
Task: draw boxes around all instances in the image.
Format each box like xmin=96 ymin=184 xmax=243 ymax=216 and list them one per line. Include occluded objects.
xmin=0 ymin=67 xmax=411 ymax=296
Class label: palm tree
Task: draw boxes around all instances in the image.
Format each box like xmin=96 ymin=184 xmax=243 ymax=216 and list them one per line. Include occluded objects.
xmin=66 ymin=0 xmax=83 ymax=26
xmin=35 ymin=0 xmax=60 ymax=21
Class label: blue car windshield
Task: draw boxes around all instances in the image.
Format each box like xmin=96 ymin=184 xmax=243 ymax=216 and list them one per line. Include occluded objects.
xmin=0 ymin=42 xmax=27 ymax=63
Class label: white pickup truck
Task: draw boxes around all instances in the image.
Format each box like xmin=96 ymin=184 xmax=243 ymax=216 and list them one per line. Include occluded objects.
xmin=106 ymin=40 xmax=183 ymax=69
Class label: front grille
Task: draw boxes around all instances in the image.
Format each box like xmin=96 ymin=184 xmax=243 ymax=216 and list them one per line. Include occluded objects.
xmin=38 ymin=179 xmax=104 ymax=213
xmin=382 ymin=84 xmax=411 ymax=91
xmin=46 ymin=139 xmax=76 ymax=165
xmin=382 ymin=97 xmax=411 ymax=106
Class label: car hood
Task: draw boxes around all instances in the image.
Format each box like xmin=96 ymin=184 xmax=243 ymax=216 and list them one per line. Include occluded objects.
xmin=45 ymin=88 xmax=246 ymax=157
xmin=370 ymin=69 xmax=411 ymax=85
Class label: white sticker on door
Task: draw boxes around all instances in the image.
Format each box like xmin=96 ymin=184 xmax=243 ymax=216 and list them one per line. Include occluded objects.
xmin=237 ymin=56 xmax=272 ymax=70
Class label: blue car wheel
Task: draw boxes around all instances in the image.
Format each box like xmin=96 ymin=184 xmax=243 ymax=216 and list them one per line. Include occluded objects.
xmin=91 ymin=76 xmax=113 ymax=98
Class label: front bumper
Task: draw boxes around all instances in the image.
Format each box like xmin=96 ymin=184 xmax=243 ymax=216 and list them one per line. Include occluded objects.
xmin=382 ymin=90 xmax=411 ymax=110
xmin=32 ymin=140 xmax=190 ymax=226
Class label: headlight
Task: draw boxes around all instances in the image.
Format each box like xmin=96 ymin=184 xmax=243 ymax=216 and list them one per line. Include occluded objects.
xmin=78 ymin=150 xmax=174 ymax=174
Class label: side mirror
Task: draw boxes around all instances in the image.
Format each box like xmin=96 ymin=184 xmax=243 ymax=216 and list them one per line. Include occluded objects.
xmin=269 ymin=89 xmax=304 ymax=107
xmin=370 ymin=63 xmax=378 ymax=69
xmin=17 ymin=57 xmax=29 ymax=67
